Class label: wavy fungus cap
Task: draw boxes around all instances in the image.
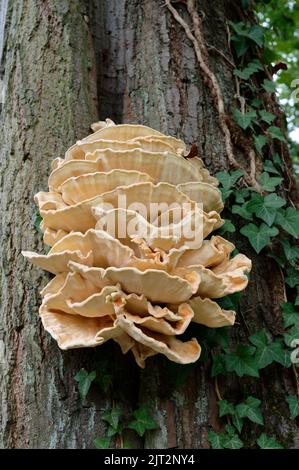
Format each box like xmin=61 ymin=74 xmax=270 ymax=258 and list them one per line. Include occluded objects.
xmin=23 ymin=119 xmax=251 ymax=368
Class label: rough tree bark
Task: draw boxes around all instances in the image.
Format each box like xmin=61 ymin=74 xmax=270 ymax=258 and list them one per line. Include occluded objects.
xmin=0 ymin=0 xmax=298 ymax=448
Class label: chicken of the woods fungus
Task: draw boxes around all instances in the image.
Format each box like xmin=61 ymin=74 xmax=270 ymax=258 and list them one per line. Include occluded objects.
xmin=23 ymin=119 xmax=252 ymax=368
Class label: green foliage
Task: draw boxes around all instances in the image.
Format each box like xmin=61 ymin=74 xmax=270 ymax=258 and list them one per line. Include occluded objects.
xmin=240 ymin=223 xmax=278 ymax=253
xmin=234 ymin=59 xmax=263 ymax=80
xmin=102 ymin=406 xmax=122 ymax=437
xmin=208 ymin=425 xmax=244 ymax=449
xmin=234 ymin=109 xmax=257 ymax=130
xmin=267 ymin=126 xmax=286 ymax=143
xmin=217 ymin=219 xmax=236 ymax=235
xmin=286 ymin=396 xmax=299 ymax=419
xmin=258 ymin=109 xmax=276 ymax=125
xmin=262 ymin=79 xmax=276 ymax=93
xmin=33 ymin=211 xmax=42 ymax=233
xmin=94 ymin=437 xmax=111 ymax=449
xmin=258 ymin=172 xmax=283 ymax=191
xmin=74 ymin=369 xmax=96 ymax=400
xmin=229 ymin=21 xmax=264 ymax=57
xmin=236 ymin=396 xmax=264 ymax=425
xmin=224 ymin=345 xmax=260 ymax=377
xmin=275 ymin=207 xmax=299 ymax=238
xmin=256 ymin=433 xmax=284 ymax=449
xmin=128 ymin=406 xmax=159 ymax=437
xmin=246 ymin=193 xmax=285 ymax=226
xmin=250 ymin=330 xmax=291 ymax=368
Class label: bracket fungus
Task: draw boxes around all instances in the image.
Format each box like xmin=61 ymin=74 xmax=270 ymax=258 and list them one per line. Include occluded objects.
xmin=23 ymin=119 xmax=251 ymax=367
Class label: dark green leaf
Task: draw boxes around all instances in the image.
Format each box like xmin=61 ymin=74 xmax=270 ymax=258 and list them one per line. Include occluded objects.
xmin=263 ymin=159 xmax=281 ymax=175
xmin=281 ymin=302 xmax=299 ymax=328
xmin=33 ymin=211 xmax=43 ymax=233
xmin=231 ymin=203 xmax=253 ymax=221
xmin=218 ymin=400 xmax=235 ymax=417
xmin=259 ymin=172 xmax=283 ymax=191
xmin=240 ymin=223 xmax=278 ymax=253
xmin=236 ymin=396 xmax=264 ymax=425
xmin=232 ymin=414 xmax=244 ymax=433
xmin=247 ymin=193 xmax=285 ymax=225
xmin=217 ymin=219 xmax=236 ymax=235
xmin=254 ymin=134 xmax=267 ymax=153
xmin=268 ymin=125 xmax=287 ymax=142
xmin=262 ymin=79 xmax=276 ymax=93
xmin=74 ymin=369 xmax=96 ymax=400
xmin=275 ymin=207 xmax=299 ymax=238
xmin=257 ymin=433 xmax=283 ymax=449
xmin=211 ymin=354 xmax=226 ymax=377
xmin=216 ymin=169 xmax=244 ymax=189
xmin=234 ymin=109 xmax=257 ymax=130
xmin=286 ymin=396 xmax=299 ymax=419
xmin=285 ymin=267 xmax=299 ymax=288
xmin=224 ymin=344 xmax=259 ymax=377
xmin=208 ymin=431 xmax=224 ymax=449
xmin=128 ymin=406 xmax=159 ymax=437
xmin=259 ymin=109 xmax=276 ymax=124
xmin=102 ymin=406 xmax=121 ymax=430
xmin=94 ymin=437 xmax=111 ymax=449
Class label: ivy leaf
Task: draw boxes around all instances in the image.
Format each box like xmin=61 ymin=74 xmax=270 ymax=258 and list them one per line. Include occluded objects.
xmin=218 ymin=400 xmax=235 ymax=417
xmin=208 ymin=428 xmax=243 ymax=449
xmin=257 ymin=433 xmax=283 ymax=449
xmin=283 ymin=324 xmax=299 ymax=347
xmin=259 ymin=109 xmax=276 ymax=124
xmin=218 ymin=292 xmax=241 ymax=312
xmin=285 ymin=267 xmax=299 ymax=288
xmin=263 ymin=159 xmax=281 ymax=175
xmin=286 ymin=396 xmax=299 ymax=419
xmin=249 ymin=330 xmax=291 ymax=369
xmin=259 ymin=172 xmax=283 ymax=191
xmin=128 ymin=406 xmax=158 ymax=437
xmin=216 ymin=169 xmax=244 ymax=189
xmin=246 ymin=24 xmax=264 ymax=47
xmin=236 ymin=396 xmax=264 ymax=425
xmin=268 ymin=125 xmax=287 ymax=143
xmin=234 ymin=188 xmax=251 ymax=203
xmin=232 ymin=414 xmax=244 ymax=433
xmin=94 ymin=437 xmax=111 ymax=449
xmin=280 ymin=239 xmax=299 ymax=266
xmin=224 ymin=344 xmax=259 ymax=377
xmin=247 ymin=193 xmax=285 ymax=226
xmin=222 ymin=433 xmax=244 ymax=449
xmin=33 ymin=211 xmax=43 ymax=233
xmin=234 ymin=60 xmax=263 ymax=80
xmin=240 ymin=223 xmax=278 ymax=253
xmin=203 ymin=327 xmax=230 ymax=350
xmin=254 ymin=134 xmax=267 ymax=153
xmin=251 ymin=98 xmax=263 ymax=108
xmin=272 ymin=153 xmax=283 ymax=168
xmin=74 ymin=369 xmax=96 ymax=400
xmin=102 ymin=406 xmax=121 ymax=430
xmin=217 ymin=219 xmax=236 ymax=235
xmin=234 ymin=109 xmax=257 ymax=130
xmin=232 ymin=203 xmax=253 ymax=221
xmin=281 ymin=302 xmax=299 ymax=328
xmin=262 ymin=79 xmax=276 ymax=93
xmin=211 ymin=354 xmax=226 ymax=377
xmin=275 ymin=207 xmax=299 ymax=238
xmin=208 ymin=431 xmax=224 ymax=449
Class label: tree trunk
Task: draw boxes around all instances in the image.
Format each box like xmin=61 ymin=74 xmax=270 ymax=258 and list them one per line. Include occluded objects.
xmin=0 ymin=0 xmax=298 ymax=449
